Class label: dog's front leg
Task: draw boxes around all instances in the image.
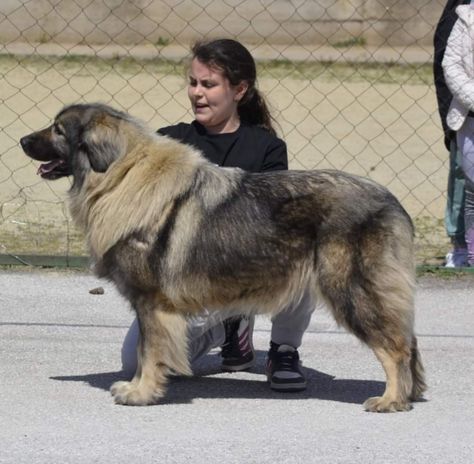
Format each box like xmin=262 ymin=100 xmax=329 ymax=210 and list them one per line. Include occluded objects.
xmin=111 ymin=301 xmax=191 ymax=406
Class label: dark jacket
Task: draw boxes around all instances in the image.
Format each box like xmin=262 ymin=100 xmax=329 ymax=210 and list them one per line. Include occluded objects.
xmin=158 ymin=121 xmax=288 ymax=173
xmin=433 ymin=0 xmax=470 ymax=150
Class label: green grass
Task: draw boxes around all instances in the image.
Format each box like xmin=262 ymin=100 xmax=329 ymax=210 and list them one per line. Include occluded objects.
xmin=257 ymin=60 xmax=432 ymax=85
xmin=0 ymin=53 xmax=183 ymax=79
xmin=0 ymin=216 xmax=451 ymax=266
xmin=0 ymin=52 xmax=433 ymax=86
xmin=0 ymin=215 xmax=465 ymax=271
xmin=416 ymin=265 xmax=474 ymax=278
xmin=0 ymin=222 xmax=86 ymax=256
xmin=332 ymin=36 xmax=367 ymax=48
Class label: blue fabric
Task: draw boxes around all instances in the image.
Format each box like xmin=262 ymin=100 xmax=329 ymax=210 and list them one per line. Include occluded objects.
xmin=445 ymin=139 xmax=466 ymax=244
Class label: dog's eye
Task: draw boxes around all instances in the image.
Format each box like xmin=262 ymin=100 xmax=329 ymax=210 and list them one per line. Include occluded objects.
xmin=53 ymin=123 xmax=65 ymax=136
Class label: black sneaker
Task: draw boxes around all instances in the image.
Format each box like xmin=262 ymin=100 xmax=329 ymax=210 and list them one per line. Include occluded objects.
xmin=221 ymin=316 xmax=256 ymax=371
xmin=266 ymin=341 xmax=307 ymax=392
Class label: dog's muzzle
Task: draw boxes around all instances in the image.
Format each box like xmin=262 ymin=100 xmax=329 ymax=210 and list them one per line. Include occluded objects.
xmin=20 ymin=134 xmax=70 ymax=179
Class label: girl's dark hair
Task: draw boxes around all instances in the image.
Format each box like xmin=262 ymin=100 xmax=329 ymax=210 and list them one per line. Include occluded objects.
xmin=191 ymin=39 xmax=277 ymax=135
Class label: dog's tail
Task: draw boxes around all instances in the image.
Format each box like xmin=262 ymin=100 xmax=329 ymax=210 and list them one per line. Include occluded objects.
xmin=410 ymin=336 xmax=426 ymax=400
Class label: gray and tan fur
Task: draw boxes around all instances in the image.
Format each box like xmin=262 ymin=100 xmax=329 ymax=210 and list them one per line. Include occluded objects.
xmin=20 ymin=103 xmax=426 ymax=411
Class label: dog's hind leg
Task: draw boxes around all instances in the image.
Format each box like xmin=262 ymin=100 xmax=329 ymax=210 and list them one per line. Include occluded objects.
xmin=363 ymin=343 xmax=413 ymax=412
xmin=111 ymin=299 xmax=191 ymax=406
xmin=322 ymin=282 xmax=416 ymax=411
xmin=365 ymin=335 xmax=426 ymax=412
xmin=317 ymin=235 xmax=423 ymax=412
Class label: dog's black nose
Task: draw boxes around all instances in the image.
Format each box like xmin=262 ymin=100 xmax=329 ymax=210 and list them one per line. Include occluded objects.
xmin=20 ymin=136 xmax=30 ymax=151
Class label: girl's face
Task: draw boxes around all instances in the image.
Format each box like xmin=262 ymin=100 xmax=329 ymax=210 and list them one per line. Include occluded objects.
xmin=187 ymin=58 xmax=248 ymax=134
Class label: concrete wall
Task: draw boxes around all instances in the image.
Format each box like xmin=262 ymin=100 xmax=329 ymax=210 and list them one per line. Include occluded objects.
xmin=0 ymin=0 xmax=442 ymax=48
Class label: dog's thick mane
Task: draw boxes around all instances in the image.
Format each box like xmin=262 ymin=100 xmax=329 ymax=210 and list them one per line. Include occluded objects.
xmin=65 ymin=103 xmax=159 ymax=178
xmin=67 ymin=105 xmax=237 ymax=259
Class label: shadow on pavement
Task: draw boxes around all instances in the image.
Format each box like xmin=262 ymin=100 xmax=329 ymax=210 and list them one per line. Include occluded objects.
xmin=51 ymin=350 xmax=385 ymax=407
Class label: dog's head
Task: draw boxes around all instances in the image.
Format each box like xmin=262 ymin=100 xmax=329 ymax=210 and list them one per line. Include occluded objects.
xmin=20 ymin=103 xmax=131 ymax=181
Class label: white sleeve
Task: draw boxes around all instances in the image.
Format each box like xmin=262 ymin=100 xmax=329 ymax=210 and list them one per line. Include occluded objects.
xmin=443 ymin=18 xmax=474 ymax=112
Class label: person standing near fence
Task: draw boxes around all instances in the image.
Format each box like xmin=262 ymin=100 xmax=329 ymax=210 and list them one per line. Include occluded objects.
xmin=434 ymin=0 xmax=468 ymax=267
xmin=121 ymin=38 xmax=312 ymax=391
xmin=442 ymin=0 xmax=474 ymax=267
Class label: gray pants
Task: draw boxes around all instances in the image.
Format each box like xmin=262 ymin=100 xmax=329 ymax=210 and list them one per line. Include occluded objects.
xmin=121 ymin=291 xmax=314 ymax=376
xmin=457 ymin=117 xmax=474 ymax=265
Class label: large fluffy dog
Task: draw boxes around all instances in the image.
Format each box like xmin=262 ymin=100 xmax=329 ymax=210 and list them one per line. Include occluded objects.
xmin=20 ymin=103 xmax=426 ymax=411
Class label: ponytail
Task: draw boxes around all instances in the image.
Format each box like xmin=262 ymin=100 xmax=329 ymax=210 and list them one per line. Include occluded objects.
xmin=238 ymin=87 xmax=277 ymax=136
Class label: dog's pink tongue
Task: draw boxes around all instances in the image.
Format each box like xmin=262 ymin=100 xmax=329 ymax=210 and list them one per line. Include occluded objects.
xmin=37 ymin=160 xmax=61 ymax=176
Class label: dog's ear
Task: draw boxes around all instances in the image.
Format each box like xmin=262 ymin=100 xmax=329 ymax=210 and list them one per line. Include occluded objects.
xmin=59 ymin=113 xmax=83 ymax=151
xmin=56 ymin=112 xmax=91 ymax=176
xmin=80 ymin=112 xmax=126 ymax=172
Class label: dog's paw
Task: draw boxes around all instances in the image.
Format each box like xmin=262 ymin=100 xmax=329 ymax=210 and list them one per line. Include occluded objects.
xmin=110 ymin=380 xmax=163 ymax=406
xmin=110 ymin=381 xmax=132 ymax=396
xmin=363 ymin=396 xmax=412 ymax=413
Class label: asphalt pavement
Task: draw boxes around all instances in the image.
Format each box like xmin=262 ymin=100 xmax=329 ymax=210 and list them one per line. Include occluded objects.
xmin=0 ymin=268 xmax=473 ymax=463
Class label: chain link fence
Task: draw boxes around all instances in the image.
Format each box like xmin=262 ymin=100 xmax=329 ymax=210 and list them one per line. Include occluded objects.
xmin=0 ymin=0 xmax=449 ymax=266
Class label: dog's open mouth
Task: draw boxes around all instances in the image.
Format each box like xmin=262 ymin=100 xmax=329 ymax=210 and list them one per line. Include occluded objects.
xmin=37 ymin=159 xmax=69 ymax=179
